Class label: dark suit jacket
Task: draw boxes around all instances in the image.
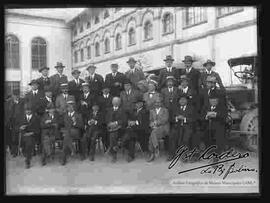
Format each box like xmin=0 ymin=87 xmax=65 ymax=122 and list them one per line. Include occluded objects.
xmin=105 ymin=107 xmax=127 ymax=129
xmin=38 ymin=97 xmax=54 ymax=116
xmin=178 ymin=86 xmax=199 ymax=114
xmin=85 ymin=74 xmax=104 ymax=96
xmin=78 ymin=92 xmax=96 ymax=119
xmin=180 ymin=67 xmax=201 ymax=94
xmin=24 ymin=90 xmax=45 ymax=115
xmin=49 ymin=74 xmax=68 ymax=96
xmin=161 ymin=86 xmax=180 ymax=110
xmin=170 ymin=104 xmax=194 ymax=128
xmin=201 ymin=103 xmax=227 ymax=128
xmin=36 ymin=76 xmax=51 ymax=91
xmin=158 ymin=67 xmax=180 ymax=89
xmin=63 ymin=111 xmax=84 ymax=130
xmin=128 ymin=107 xmax=150 ymax=132
xmin=68 ymin=78 xmax=85 ymax=103
xmin=125 ymin=68 xmax=145 ymax=88
xmin=120 ymin=89 xmax=142 ymax=113
xmin=105 ymin=72 xmax=127 ymax=97
xmin=19 ymin=114 xmax=40 ymax=136
xmin=85 ymin=110 xmax=104 ymax=130
xmin=5 ymin=98 xmax=24 ymax=132
xmin=97 ymin=94 xmax=113 ymax=121
xmin=40 ymin=112 xmax=60 ymax=138
xmin=199 ymin=71 xmax=225 ymax=91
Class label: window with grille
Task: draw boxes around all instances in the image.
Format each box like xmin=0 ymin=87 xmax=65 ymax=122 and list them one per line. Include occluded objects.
xmin=5 ymin=35 xmax=20 ymax=69
xmin=128 ymin=28 xmax=136 ymax=45
xmin=31 ymin=37 xmax=47 ymax=70
xmin=74 ymin=51 xmax=78 ymax=63
xmin=115 ymin=34 xmax=122 ymax=50
xmin=185 ymin=7 xmax=207 ymax=27
xmin=95 ymin=42 xmax=100 ymax=56
xmin=95 ymin=16 xmax=100 ymax=24
xmin=104 ymin=10 xmax=110 ymax=19
xmin=87 ymin=45 xmax=91 ymax=59
xmin=5 ymin=81 xmax=20 ymax=97
xmin=80 ymin=48 xmax=84 ymax=62
xmin=104 ymin=38 xmax=110 ymax=54
xmin=163 ymin=13 xmax=173 ymax=34
xmin=217 ymin=7 xmax=244 ymax=17
xmin=144 ymin=21 xmax=153 ymax=40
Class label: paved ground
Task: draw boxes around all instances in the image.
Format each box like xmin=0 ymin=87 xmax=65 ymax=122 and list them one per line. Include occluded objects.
xmin=5 ymin=147 xmax=259 ymax=195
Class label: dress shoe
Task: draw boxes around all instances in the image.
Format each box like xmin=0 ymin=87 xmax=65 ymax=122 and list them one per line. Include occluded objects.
xmin=89 ymin=155 xmax=95 ymax=161
xmin=111 ymin=156 xmax=117 ymax=163
xmin=25 ymin=160 xmax=30 ymax=169
xmin=80 ymin=154 xmax=86 ymax=161
xmin=126 ymin=155 xmax=134 ymax=163
xmin=61 ymin=156 xmax=67 ymax=166
xmin=41 ymin=156 xmax=46 ymax=166
xmin=147 ymin=154 xmax=155 ymax=162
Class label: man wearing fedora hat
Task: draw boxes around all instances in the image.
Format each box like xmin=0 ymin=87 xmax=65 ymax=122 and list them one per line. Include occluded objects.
xmin=180 ymin=55 xmax=201 ymax=94
xmin=85 ymin=64 xmax=104 ymax=97
xmin=36 ymin=66 xmax=50 ymax=91
xmin=105 ymin=63 xmax=127 ymax=97
xmin=125 ymin=57 xmax=145 ymax=88
xmin=68 ymin=69 xmax=85 ymax=105
xmin=158 ymin=55 xmax=180 ymax=89
xmin=49 ymin=62 xmax=68 ymax=98
xmin=199 ymin=59 xmax=225 ymax=92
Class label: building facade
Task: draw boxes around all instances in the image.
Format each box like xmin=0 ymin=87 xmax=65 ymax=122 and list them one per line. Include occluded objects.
xmin=69 ymin=7 xmax=257 ymax=86
xmin=5 ymin=10 xmax=73 ymax=96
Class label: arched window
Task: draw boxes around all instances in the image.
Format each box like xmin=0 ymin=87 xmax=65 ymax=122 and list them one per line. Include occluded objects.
xmin=5 ymin=34 xmax=19 ymax=69
xmin=144 ymin=21 xmax=153 ymax=40
xmin=74 ymin=29 xmax=77 ymax=36
xmin=163 ymin=13 xmax=173 ymax=34
xmin=128 ymin=28 xmax=136 ymax=45
xmin=74 ymin=51 xmax=78 ymax=63
xmin=87 ymin=21 xmax=91 ymax=29
xmin=94 ymin=16 xmax=100 ymax=24
xmin=115 ymin=33 xmax=122 ymax=50
xmin=104 ymin=38 xmax=110 ymax=54
xmin=104 ymin=10 xmax=110 ymax=19
xmin=87 ymin=43 xmax=91 ymax=59
xmin=80 ymin=25 xmax=84 ymax=33
xmin=31 ymin=37 xmax=47 ymax=70
xmin=80 ymin=48 xmax=84 ymax=62
xmin=95 ymin=42 xmax=100 ymax=57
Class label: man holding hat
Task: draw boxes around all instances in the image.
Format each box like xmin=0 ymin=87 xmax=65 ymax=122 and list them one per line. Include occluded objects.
xmin=68 ymin=69 xmax=85 ymax=105
xmin=158 ymin=55 xmax=180 ymax=90
xmin=18 ymin=104 xmax=40 ymax=168
xmin=199 ymin=59 xmax=225 ymax=91
xmin=120 ymin=78 xmax=142 ymax=115
xmin=25 ymin=79 xmax=44 ymax=117
xmin=61 ymin=96 xmax=84 ymax=165
xmin=122 ymin=97 xmax=150 ymax=162
xmin=143 ymin=79 xmax=161 ymax=110
xmin=125 ymin=57 xmax=145 ymax=88
xmin=49 ymin=62 xmax=68 ymax=98
xmin=105 ymin=63 xmax=127 ymax=97
xmin=5 ymin=89 xmax=24 ymax=157
xmin=40 ymin=103 xmax=60 ymax=165
xmin=180 ymin=55 xmax=201 ymax=94
xmin=85 ymin=64 xmax=104 ymax=96
xmin=36 ymin=66 xmax=50 ymax=91
xmin=55 ymin=83 xmax=74 ymax=116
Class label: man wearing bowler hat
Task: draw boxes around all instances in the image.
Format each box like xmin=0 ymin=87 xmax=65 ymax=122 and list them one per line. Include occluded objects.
xmin=125 ymin=57 xmax=145 ymax=88
xmin=158 ymin=55 xmax=180 ymax=90
xmin=36 ymin=66 xmax=50 ymax=91
xmin=180 ymin=55 xmax=201 ymax=94
xmin=199 ymin=59 xmax=225 ymax=92
xmin=49 ymin=62 xmax=68 ymax=98
xmin=105 ymin=63 xmax=127 ymax=97
xmin=68 ymin=69 xmax=85 ymax=105
xmin=85 ymin=64 xmax=104 ymax=97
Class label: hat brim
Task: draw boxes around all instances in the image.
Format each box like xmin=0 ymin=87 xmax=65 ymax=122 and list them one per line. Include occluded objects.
xmin=127 ymin=60 xmax=137 ymax=63
xmin=164 ymin=59 xmax=174 ymax=62
xmin=203 ymin=62 xmax=216 ymax=67
xmin=72 ymin=71 xmax=81 ymax=74
xmin=182 ymin=59 xmax=195 ymax=62
xmin=55 ymin=65 xmax=65 ymax=68
xmin=29 ymin=82 xmax=39 ymax=85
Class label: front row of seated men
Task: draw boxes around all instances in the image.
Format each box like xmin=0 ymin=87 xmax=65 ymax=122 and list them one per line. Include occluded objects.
xmin=17 ymin=78 xmax=226 ymax=168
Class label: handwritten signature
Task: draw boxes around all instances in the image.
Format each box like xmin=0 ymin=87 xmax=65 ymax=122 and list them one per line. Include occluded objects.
xmin=168 ymin=145 xmax=257 ymax=179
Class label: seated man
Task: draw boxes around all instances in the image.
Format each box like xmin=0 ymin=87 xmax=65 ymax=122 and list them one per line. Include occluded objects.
xmin=19 ymin=104 xmax=40 ymax=169
xmin=61 ymin=97 xmax=84 ymax=165
xmin=122 ymin=98 xmax=150 ymax=162
xmin=168 ymin=95 xmax=194 ymax=162
xmin=40 ymin=104 xmax=60 ymax=165
xmin=148 ymin=97 xmax=169 ymax=162
xmin=201 ymin=94 xmax=227 ymax=159
xmin=105 ymin=97 xmax=127 ymax=163
xmin=81 ymin=104 xmax=104 ymax=161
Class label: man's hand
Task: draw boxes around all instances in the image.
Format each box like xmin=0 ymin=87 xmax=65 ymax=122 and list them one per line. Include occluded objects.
xmin=20 ymin=125 xmax=27 ymax=130
xmin=81 ymin=101 xmax=88 ymax=106
xmin=45 ymin=120 xmax=52 ymax=124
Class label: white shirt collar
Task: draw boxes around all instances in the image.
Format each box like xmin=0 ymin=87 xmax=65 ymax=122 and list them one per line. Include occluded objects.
xmin=186 ymin=67 xmax=192 ymax=72
xmin=103 ymin=93 xmax=109 ymax=98
xmin=84 ymin=92 xmax=89 ymax=97
xmin=58 ymin=73 xmax=63 ymax=77
xmin=182 ymin=86 xmax=188 ymax=92
xmin=32 ymin=90 xmax=38 ymax=94
xmin=206 ymin=70 xmax=212 ymax=74
xmin=69 ymin=111 xmax=75 ymax=117
xmin=181 ymin=105 xmax=186 ymax=111
xmin=167 ymin=67 xmax=172 ymax=71
xmin=156 ymin=107 xmax=161 ymax=114
xmin=27 ymin=114 xmax=32 ymax=120
xmin=90 ymin=73 xmax=95 ymax=77
xmin=46 ymin=96 xmax=52 ymax=101
xmin=113 ymin=106 xmax=119 ymax=110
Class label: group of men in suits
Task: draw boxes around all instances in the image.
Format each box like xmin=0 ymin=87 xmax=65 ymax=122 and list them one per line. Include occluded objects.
xmin=5 ymin=54 xmax=228 ymax=168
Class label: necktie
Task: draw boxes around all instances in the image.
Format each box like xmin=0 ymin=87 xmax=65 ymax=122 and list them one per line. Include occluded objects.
xmin=211 ymin=106 xmax=215 ymax=111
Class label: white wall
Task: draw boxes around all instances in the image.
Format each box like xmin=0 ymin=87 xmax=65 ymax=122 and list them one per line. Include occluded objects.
xmin=5 ymin=14 xmax=72 ymax=93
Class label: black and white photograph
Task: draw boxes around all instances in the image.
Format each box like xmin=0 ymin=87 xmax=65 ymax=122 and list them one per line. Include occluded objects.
xmin=4 ymin=6 xmax=260 ymax=195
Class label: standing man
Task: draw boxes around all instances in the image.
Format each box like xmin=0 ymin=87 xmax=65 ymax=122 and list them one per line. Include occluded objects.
xmin=85 ymin=64 xmax=104 ymax=97
xmin=143 ymin=79 xmax=161 ymax=110
xmin=125 ymin=57 xmax=145 ymax=89
xmin=199 ymin=59 xmax=225 ymax=92
xmin=36 ymin=66 xmax=50 ymax=91
xmin=180 ymin=56 xmax=201 ymax=94
xmin=38 ymin=85 xmax=54 ymax=116
xmin=68 ymin=69 xmax=85 ymax=105
xmin=55 ymin=83 xmax=74 ymax=117
xmin=49 ymin=62 xmax=68 ymax=98
xmin=106 ymin=97 xmax=127 ymax=163
xmin=105 ymin=63 xmax=127 ymax=97
xmin=158 ymin=55 xmax=180 ymax=90
xmin=19 ymin=104 xmax=40 ymax=168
